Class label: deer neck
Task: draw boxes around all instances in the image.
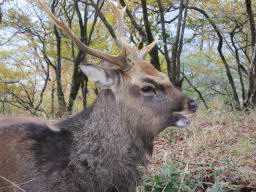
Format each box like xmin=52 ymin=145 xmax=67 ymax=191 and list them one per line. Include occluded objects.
xmin=66 ymin=89 xmax=153 ymax=165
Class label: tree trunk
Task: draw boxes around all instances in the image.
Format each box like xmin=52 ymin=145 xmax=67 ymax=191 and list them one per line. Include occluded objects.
xmin=189 ymin=6 xmax=240 ymax=108
xmin=51 ymin=82 xmax=55 ymax=118
xmin=51 ymin=0 xmax=67 ymax=117
xmin=252 ymin=84 xmax=256 ymax=105
xmin=245 ymin=0 xmax=255 ymax=46
xmin=2 ymin=99 xmax=5 ymax=115
xmin=81 ymin=76 xmax=88 ymax=108
xmin=244 ymin=0 xmax=256 ymax=107
xmin=67 ymin=0 xmax=88 ymax=114
xmin=157 ymin=0 xmax=172 ymax=77
xmin=170 ymin=0 xmax=184 ymax=87
xmin=176 ymin=0 xmax=189 ymax=88
xmin=141 ymin=0 xmax=161 ymax=71
xmin=217 ymin=37 xmax=240 ymax=108
xmin=230 ymin=29 xmax=246 ymax=100
xmin=0 ymin=4 xmax=2 ymax=24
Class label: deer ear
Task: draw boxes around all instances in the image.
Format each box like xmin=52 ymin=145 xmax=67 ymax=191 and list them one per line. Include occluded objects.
xmin=80 ymin=64 xmax=114 ymax=89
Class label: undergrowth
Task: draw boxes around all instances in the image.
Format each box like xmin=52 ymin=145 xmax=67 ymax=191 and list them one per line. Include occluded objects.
xmin=140 ymin=108 xmax=256 ymax=192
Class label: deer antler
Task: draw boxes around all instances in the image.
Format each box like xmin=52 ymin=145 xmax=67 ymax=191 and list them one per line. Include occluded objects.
xmin=38 ymin=0 xmax=132 ymax=71
xmin=107 ymin=0 xmax=158 ymax=61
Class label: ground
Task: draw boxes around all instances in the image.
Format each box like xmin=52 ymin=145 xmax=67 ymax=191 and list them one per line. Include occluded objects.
xmin=140 ymin=108 xmax=256 ymax=192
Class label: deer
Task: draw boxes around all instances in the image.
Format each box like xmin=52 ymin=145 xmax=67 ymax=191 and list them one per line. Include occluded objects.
xmin=0 ymin=1 xmax=197 ymax=192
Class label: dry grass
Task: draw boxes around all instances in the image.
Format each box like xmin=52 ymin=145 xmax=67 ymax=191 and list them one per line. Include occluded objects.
xmin=143 ymin=108 xmax=256 ymax=190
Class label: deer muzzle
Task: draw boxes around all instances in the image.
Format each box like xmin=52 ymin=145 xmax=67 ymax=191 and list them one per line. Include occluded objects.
xmin=173 ymin=98 xmax=197 ymax=127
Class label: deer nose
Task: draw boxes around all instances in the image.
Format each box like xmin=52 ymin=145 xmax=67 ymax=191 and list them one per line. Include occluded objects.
xmin=188 ymin=101 xmax=197 ymax=113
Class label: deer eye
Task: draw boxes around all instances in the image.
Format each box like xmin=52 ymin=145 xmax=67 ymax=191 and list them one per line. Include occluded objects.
xmin=141 ymin=86 xmax=155 ymax=93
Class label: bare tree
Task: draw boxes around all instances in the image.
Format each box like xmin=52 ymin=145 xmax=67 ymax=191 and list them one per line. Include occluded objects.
xmin=188 ymin=6 xmax=241 ymax=108
xmin=244 ymin=0 xmax=256 ymax=106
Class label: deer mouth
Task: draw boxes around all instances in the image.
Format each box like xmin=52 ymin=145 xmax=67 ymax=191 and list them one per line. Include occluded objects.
xmin=173 ymin=113 xmax=191 ymax=127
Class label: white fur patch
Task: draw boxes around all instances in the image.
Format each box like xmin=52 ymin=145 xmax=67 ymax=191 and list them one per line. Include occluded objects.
xmin=80 ymin=65 xmax=114 ymax=89
xmin=175 ymin=118 xmax=191 ymax=127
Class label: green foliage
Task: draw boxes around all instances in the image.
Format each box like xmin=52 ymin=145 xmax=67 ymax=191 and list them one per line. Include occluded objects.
xmin=141 ymin=159 xmax=251 ymax=192
xmin=143 ymin=162 xmax=203 ymax=192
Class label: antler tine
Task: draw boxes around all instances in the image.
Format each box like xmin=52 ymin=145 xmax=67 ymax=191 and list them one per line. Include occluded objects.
xmin=107 ymin=0 xmax=158 ymax=61
xmin=137 ymin=36 xmax=158 ymax=59
xmin=107 ymin=1 xmax=138 ymax=59
xmin=107 ymin=1 xmax=126 ymax=40
xmin=38 ymin=0 xmax=132 ymax=71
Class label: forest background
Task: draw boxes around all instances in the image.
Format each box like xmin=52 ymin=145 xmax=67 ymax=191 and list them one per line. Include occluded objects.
xmin=0 ymin=0 xmax=256 ymax=191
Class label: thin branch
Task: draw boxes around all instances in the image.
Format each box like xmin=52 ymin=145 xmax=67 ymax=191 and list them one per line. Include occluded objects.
xmin=181 ymin=72 xmax=209 ymax=109
xmin=0 ymin=175 xmax=26 ymax=192
xmin=89 ymin=0 xmax=121 ymax=49
xmin=35 ymin=61 xmax=50 ymax=110
xmin=0 ymin=32 xmax=17 ymax=46
xmin=188 ymin=6 xmax=240 ymax=107
xmin=119 ymin=0 xmax=147 ymax=42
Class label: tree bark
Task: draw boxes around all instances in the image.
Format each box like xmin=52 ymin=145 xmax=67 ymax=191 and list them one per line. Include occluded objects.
xmin=67 ymin=0 xmax=100 ymax=113
xmin=0 ymin=6 xmax=2 ymax=24
xmin=169 ymin=0 xmax=186 ymax=88
xmin=51 ymin=0 xmax=67 ymax=117
xmin=176 ymin=0 xmax=189 ymax=88
xmin=245 ymin=0 xmax=256 ymax=46
xmin=157 ymin=0 xmax=171 ymax=77
xmin=1 ymin=97 xmax=6 ymax=115
xmin=67 ymin=0 xmax=87 ymax=113
xmin=81 ymin=75 xmax=88 ymax=108
xmin=246 ymin=45 xmax=256 ymax=105
xmin=141 ymin=0 xmax=161 ymax=71
xmin=67 ymin=51 xmax=84 ymax=113
xmin=51 ymin=82 xmax=55 ymax=117
xmin=230 ymin=28 xmax=246 ymax=100
xmin=244 ymin=0 xmax=256 ymax=106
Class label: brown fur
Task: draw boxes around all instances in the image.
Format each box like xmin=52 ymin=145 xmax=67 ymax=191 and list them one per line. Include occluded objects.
xmin=135 ymin=61 xmax=162 ymax=76
xmin=0 ymin=61 xmax=196 ymax=192
xmin=0 ymin=116 xmax=59 ymax=131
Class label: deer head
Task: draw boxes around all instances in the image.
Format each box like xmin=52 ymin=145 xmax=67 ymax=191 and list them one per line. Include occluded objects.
xmin=38 ymin=0 xmax=197 ymax=136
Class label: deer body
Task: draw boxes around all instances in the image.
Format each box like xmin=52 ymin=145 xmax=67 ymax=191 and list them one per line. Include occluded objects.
xmin=0 ymin=1 xmax=197 ymax=191
xmin=0 ymin=66 xmax=194 ymax=192
xmin=0 ymin=91 xmax=143 ymax=192
xmin=0 ymin=93 xmax=132 ymax=192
